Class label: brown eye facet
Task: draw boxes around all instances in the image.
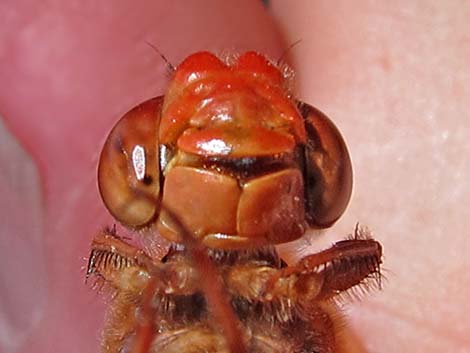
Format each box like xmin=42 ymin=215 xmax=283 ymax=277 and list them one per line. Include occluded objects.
xmin=299 ymin=102 xmax=353 ymax=228
xmin=98 ymin=96 xmax=163 ymax=228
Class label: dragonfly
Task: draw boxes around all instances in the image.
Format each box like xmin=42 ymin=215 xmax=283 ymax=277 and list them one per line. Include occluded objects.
xmin=87 ymin=51 xmax=383 ymax=353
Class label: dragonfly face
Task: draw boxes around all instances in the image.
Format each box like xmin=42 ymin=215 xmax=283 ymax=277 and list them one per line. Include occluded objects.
xmin=89 ymin=51 xmax=381 ymax=353
xmin=98 ymin=51 xmax=353 ymax=249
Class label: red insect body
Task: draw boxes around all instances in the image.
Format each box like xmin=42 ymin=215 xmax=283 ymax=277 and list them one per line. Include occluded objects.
xmin=88 ymin=51 xmax=383 ymax=353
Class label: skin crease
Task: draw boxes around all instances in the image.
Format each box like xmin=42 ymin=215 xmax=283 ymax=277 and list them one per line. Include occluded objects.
xmin=0 ymin=1 xmax=469 ymax=353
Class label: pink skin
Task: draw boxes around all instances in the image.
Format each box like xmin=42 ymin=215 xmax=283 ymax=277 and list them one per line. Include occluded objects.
xmin=1 ymin=1 xmax=469 ymax=353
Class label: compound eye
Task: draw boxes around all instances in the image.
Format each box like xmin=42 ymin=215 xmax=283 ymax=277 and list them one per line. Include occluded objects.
xmin=98 ymin=97 xmax=163 ymax=228
xmin=300 ymin=102 xmax=353 ymax=228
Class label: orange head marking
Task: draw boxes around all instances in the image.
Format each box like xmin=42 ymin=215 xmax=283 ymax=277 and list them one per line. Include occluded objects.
xmin=160 ymin=51 xmax=305 ymax=157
